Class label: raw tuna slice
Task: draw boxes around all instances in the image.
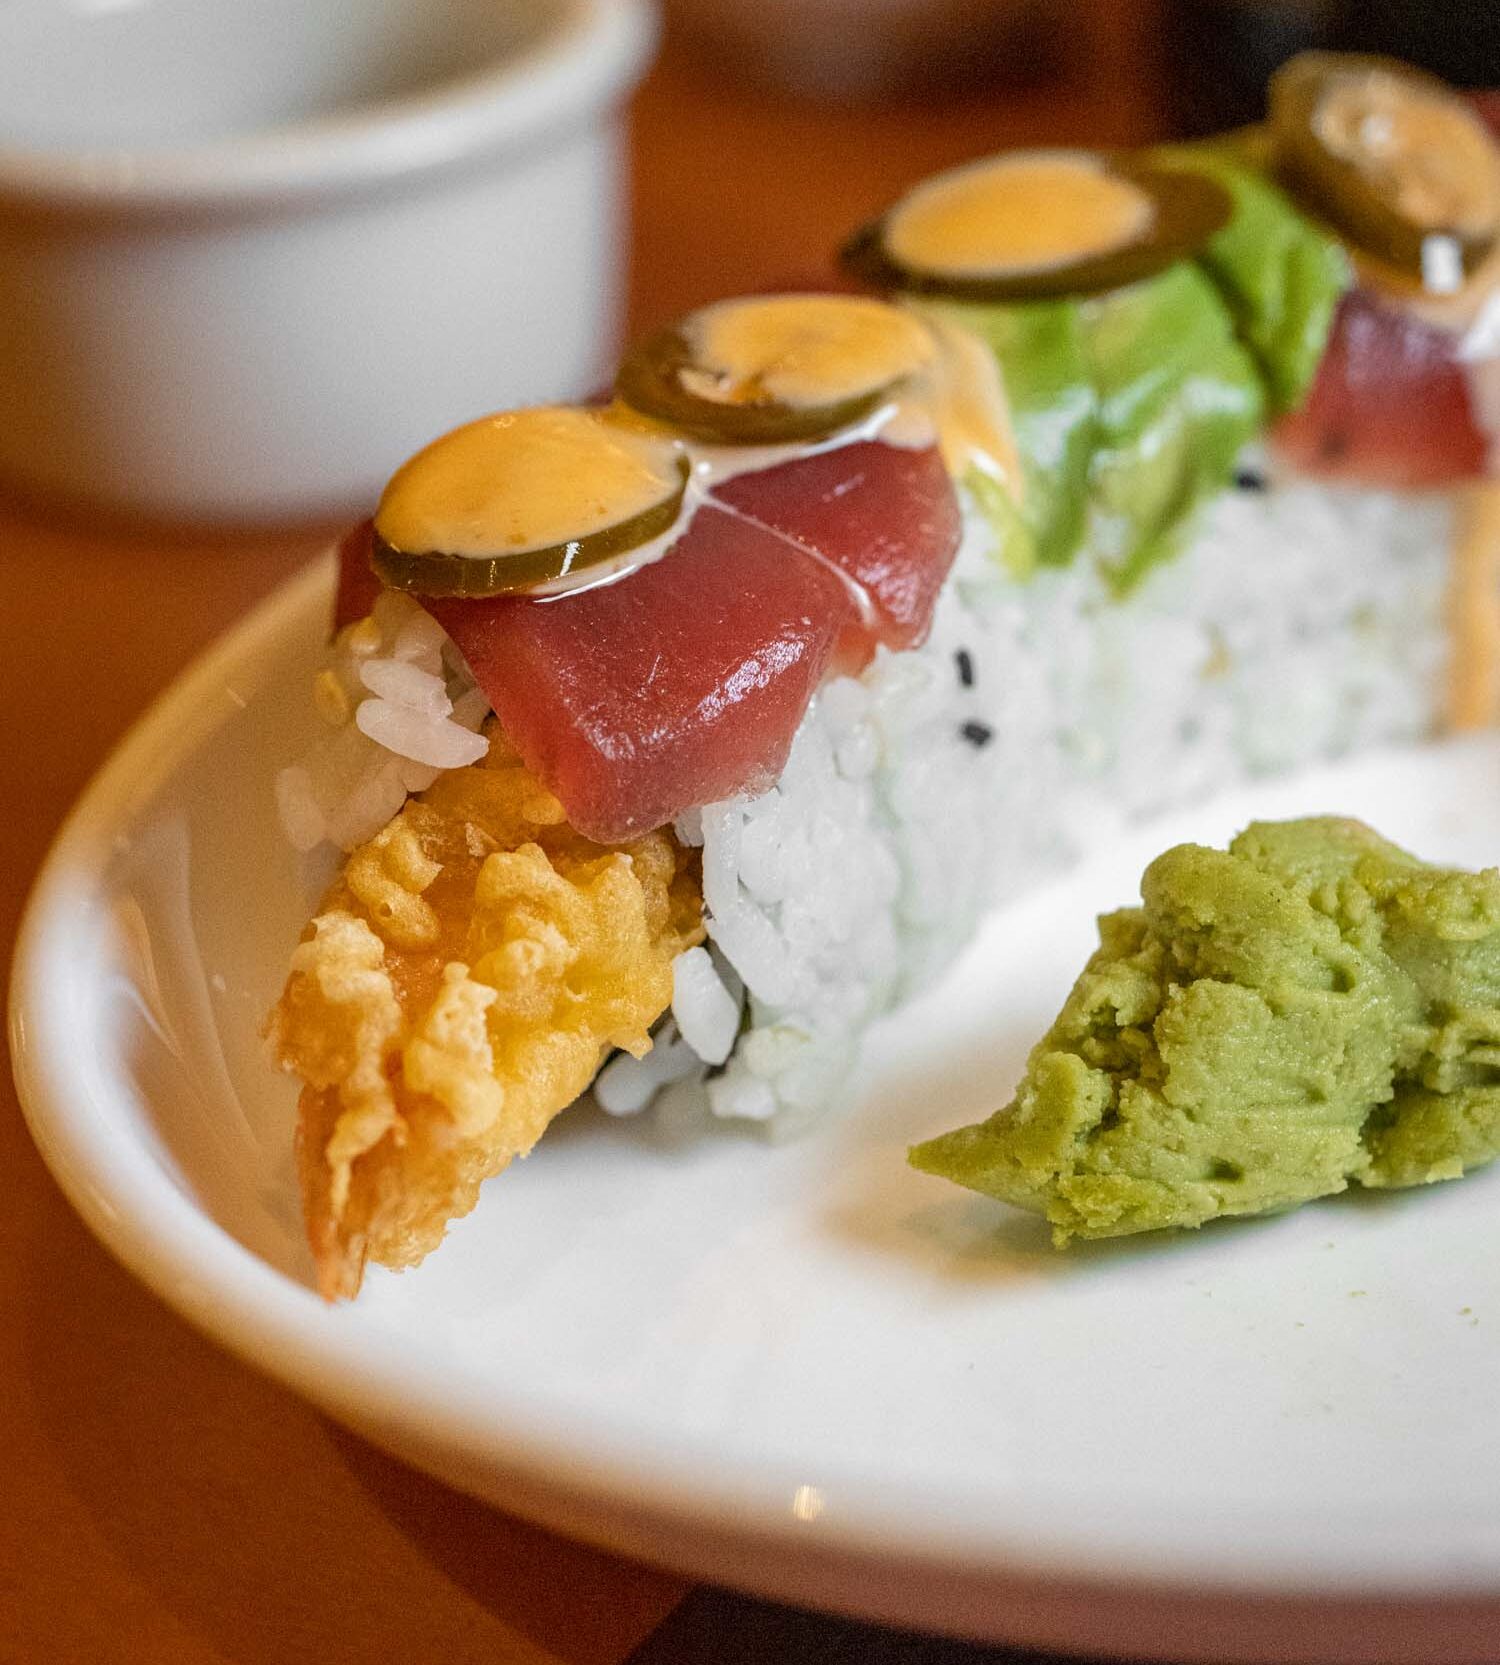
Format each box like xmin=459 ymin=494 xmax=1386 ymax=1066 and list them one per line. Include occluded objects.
xmin=332 ymin=435 xmax=963 ymax=841
xmin=426 ymin=505 xmax=858 ymax=842
xmin=1478 ymin=93 xmax=1500 ymax=140
xmin=1272 ymin=286 xmax=1488 ymax=488
xmin=333 ymin=520 xmax=384 ymax=632
xmin=711 ymin=440 xmax=962 ymax=650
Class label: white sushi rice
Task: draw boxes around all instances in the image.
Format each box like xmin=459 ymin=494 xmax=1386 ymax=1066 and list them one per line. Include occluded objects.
xmin=282 ymin=467 xmax=1454 ymax=1136
xmin=276 ymin=590 xmax=489 ymax=854
xmin=659 ymin=465 xmax=1451 ymax=1137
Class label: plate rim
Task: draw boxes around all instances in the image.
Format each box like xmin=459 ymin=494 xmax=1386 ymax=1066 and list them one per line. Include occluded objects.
xmin=12 ymin=555 xmax=1500 ymax=1652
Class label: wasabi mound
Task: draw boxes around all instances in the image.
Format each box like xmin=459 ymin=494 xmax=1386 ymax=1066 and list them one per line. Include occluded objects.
xmin=911 ymin=817 xmax=1500 ymax=1242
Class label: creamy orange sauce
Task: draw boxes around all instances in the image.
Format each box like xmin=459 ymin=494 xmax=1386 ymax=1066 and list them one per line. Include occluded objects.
xmin=908 ymin=308 xmax=1023 ymax=499
xmin=375 ymin=292 xmax=1033 ymax=598
xmin=1314 ymin=72 xmax=1500 ymax=242
xmin=375 ymin=407 xmax=685 ymax=559
xmin=1303 ymin=64 xmax=1500 ymax=309
xmin=1449 ymin=484 xmax=1500 ymax=730
xmin=682 ymin=294 xmax=934 ymax=411
xmin=884 ymin=153 xmax=1154 ymax=279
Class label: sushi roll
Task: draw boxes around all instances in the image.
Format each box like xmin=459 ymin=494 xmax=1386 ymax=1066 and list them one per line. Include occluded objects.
xmin=272 ymin=298 xmax=980 ymax=1295
xmin=270 ymin=54 xmax=1500 ymax=1297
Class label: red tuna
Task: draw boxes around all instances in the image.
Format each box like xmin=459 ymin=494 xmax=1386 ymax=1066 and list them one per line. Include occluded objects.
xmin=333 ymin=520 xmax=384 ymax=633
xmin=336 ymin=436 xmax=962 ymax=841
xmin=426 ymin=507 xmax=856 ymax=842
xmin=1272 ymin=286 xmax=1489 ymax=488
xmin=711 ymin=441 xmax=962 ymax=651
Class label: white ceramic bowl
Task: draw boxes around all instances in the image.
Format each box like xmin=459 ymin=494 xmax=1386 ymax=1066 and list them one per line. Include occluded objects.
xmin=0 ymin=0 xmax=656 ymax=522
xmin=12 ymin=558 xmax=1500 ymax=1662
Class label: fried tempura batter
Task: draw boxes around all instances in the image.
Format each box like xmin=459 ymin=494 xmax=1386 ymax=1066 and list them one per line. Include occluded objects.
xmin=270 ymin=725 xmax=703 ymax=1298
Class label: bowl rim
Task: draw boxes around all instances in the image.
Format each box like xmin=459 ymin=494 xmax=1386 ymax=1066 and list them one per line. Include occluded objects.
xmin=0 ymin=0 xmax=655 ymax=216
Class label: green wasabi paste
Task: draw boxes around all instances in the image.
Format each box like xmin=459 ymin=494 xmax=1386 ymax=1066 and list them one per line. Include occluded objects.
xmin=911 ymin=818 xmax=1500 ymax=1243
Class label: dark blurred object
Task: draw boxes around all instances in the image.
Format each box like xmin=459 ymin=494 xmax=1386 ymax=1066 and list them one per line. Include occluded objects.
xmin=625 ymin=1586 xmax=1020 ymax=1665
xmin=1162 ymin=0 xmax=1500 ymax=137
xmin=1162 ymin=0 xmax=1333 ymax=135
xmin=1336 ymin=1 xmax=1500 ymax=88
xmin=660 ymin=0 xmax=1062 ymax=102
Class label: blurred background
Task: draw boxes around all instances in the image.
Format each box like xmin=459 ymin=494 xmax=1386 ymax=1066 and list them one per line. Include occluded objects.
xmin=634 ymin=0 xmax=1500 ymax=329
xmin=3 ymin=0 xmax=1497 ymax=525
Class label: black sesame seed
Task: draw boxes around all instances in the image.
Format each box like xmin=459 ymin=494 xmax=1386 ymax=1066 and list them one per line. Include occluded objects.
xmin=1233 ymin=467 xmax=1268 ymax=492
xmin=955 ymin=647 xmax=975 ymax=688
xmin=960 ymin=720 xmax=993 ymax=748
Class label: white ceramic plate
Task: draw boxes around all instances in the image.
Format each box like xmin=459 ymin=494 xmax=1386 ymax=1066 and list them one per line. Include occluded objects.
xmin=13 ymin=558 xmax=1500 ymax=1663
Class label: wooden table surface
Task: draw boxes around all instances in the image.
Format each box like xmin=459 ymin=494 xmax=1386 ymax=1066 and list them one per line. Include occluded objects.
xmin=0 ymin=33 xmax=1163 ymax=1665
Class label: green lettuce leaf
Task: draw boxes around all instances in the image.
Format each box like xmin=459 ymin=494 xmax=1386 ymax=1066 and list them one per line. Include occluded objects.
xmin=921 ymin=297 xmax=1098 ymax=571
xmin=910 ymin=147 xmax=1341 ymax=590
xmin=1153 ymin=141 xmax=1351 ymax=416
xmin=1082 ymin=262 xmax=1265 ymax=592
xmin=920 ymin=265 xmax=1264 ymax=591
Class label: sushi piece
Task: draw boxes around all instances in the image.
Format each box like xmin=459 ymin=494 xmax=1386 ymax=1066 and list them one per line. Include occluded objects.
xmin=272 ymin=55 xmax=1500 ymax=1296
xmin=839 ymin=61 xmax=1500 ymax=777
xmin=272 ymin=297 xmax=984 ymax=1295
xmin=274 ymin=735 xmax=705 ymax=1294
